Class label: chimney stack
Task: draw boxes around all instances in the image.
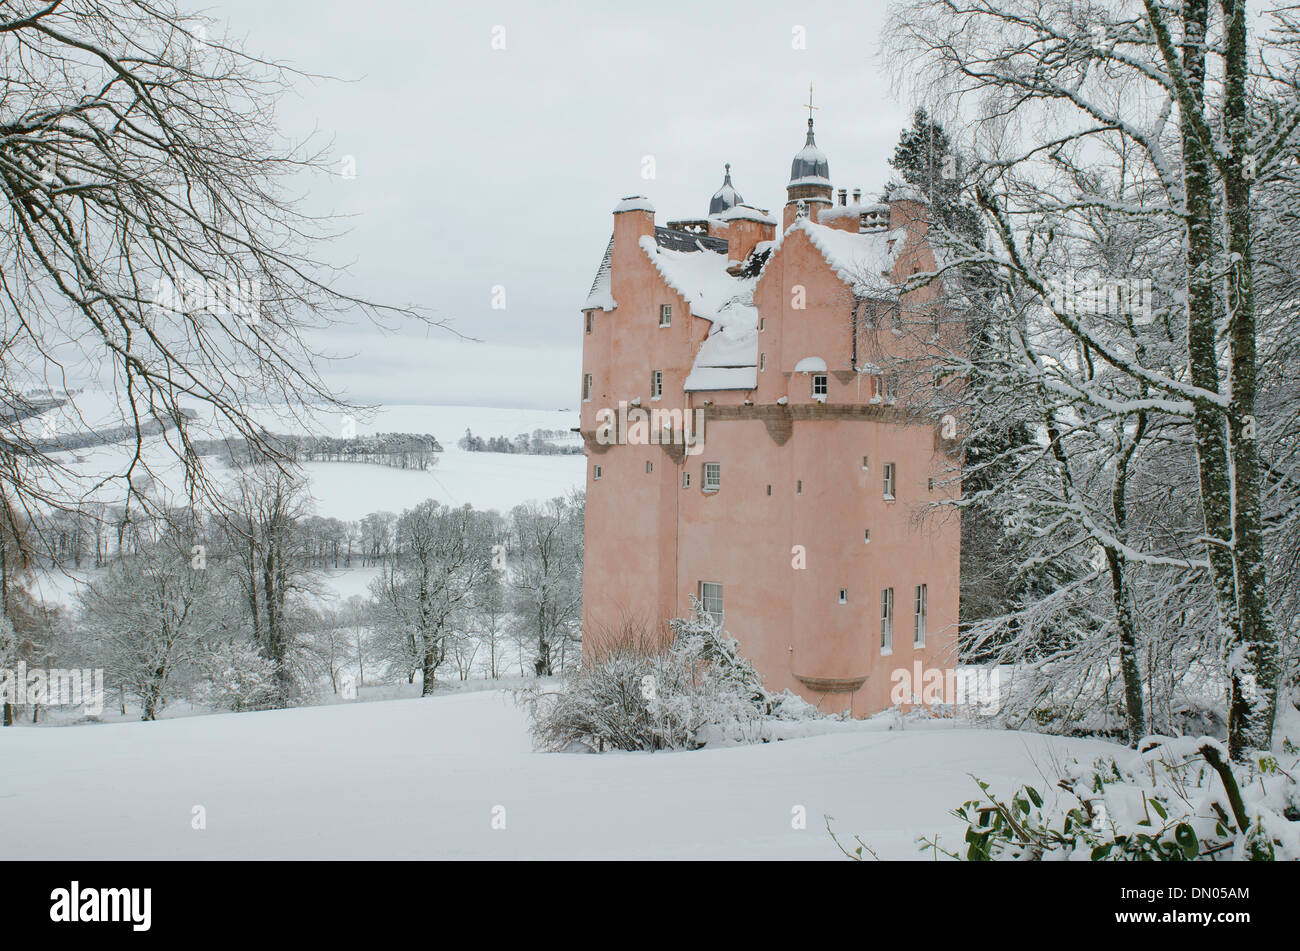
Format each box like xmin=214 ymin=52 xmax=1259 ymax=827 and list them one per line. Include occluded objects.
xmin=852 ymin=188 xmax=861 ymax=204
xmin=838 ymin=188 xmax=847 ymax=206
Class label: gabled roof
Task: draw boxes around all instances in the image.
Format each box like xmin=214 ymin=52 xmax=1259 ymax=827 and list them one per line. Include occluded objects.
xmin=653 ymin=226 xmax=728 ymax=254
xmin=637 ymin=235 xmax=761 ymax=393
xmin=583 ymin=235 xmax=616 ymax=311
xmin=786 ymin=218 xmax=908 ymax=297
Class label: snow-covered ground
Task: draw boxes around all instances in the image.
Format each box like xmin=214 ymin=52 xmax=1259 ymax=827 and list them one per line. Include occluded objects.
xmin=0 ymin=689 xmax=1116 ymax=860
xmin=27 ymin=396 xmax=586 ymax=523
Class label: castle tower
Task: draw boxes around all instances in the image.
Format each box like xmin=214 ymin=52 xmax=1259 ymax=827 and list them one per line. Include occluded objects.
xmin=784 ymin=96 xmax=834 ymax=229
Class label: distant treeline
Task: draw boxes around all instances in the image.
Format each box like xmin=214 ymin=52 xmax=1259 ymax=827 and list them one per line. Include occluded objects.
xmin=192 ymin=432 xmax=442 ymax=470
xmin=458 ymin=428 xmax=582 ymax=455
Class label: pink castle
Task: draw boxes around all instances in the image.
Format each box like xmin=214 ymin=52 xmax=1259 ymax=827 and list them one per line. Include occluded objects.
xmin=578 ymin=112 xmax=960 ymax=716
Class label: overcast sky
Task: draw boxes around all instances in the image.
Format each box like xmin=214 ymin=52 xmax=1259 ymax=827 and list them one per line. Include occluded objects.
xmin=200 ymin=0 xmax=915 ymax=408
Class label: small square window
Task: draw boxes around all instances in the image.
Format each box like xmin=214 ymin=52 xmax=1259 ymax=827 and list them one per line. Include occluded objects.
xmin=703 ymin=462 xmax=721 ymax=492
xmin=812 ymin=374 xmax=828 ymax=398
xmin=659 ymin=304 xmax=672 ymax=327
xmin=883 ymin=463 xmax=896 ymax=499
xmin=593 ymin=465 xmax=602 ymax=480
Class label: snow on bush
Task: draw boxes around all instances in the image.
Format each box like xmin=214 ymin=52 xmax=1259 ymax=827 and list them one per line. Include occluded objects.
xmin=920 ymin=732 xmax=1300 ymax=861
xmin=523 ymin=602 xmax=824 ymax=752
xmin=191 ymin=641 xmax=281 ymax=713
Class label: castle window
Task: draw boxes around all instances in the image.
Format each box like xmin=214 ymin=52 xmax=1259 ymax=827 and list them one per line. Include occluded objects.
xmin=593 ymin=465 xmax=602 ymax=480
xmin=645 ymin=460 xmax=653 ymax=474
xmin=797 ymin=479 xmax=803 ymax=495
xmin=883 ymin=463 xmax=896 ymax=500
xmin=760 ymin=353 xmax=766 ymax=371
xmin=838 ymin=588 xmax=848 ymax=604
xmin=651 ymin=370 xmax=663 ymax=399
xmin=682 ymin=471 xmax=691 ymax=489
xmin=881 ymin=588 xmax=894 ymax=654
xmin=914 ymin=584 xmax=928 ymax=646
xmin=766 ymin=484 xmax=772 ymax=496
xmin=861 ymin=455 xmax=869 ymax=470
xmin=703 ymin=462 xmax=721 ymax=492
xmin=700 ymin=582 xmax=724 ymax=624
xmin=659 ymin=304 xmax=672 ymax=327
xmin=760 ymin=317 xmax=766 ymax=332
xmin=812 ymin=373 xmax=828 ymax=398
xmin=864 ymin=528 xmax=870 ymax=543
xmin=585 ymin=311 xmax=594 ymax=334
xmin=583 ymin=373 xmax=593 ymax=402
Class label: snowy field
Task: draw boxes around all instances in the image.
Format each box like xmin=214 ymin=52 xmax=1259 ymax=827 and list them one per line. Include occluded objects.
xmin=0 ymin=689 xmax=1116 ymax=860
xmin=29 ymin=396 xmax=586 ymax=522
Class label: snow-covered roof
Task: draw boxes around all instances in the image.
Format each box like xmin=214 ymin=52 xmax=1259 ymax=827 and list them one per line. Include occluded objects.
xmin=719 ymin=204 xmax=777 ymax=226
xmin=708 ymin=164 xmax=743 ymax=216
xmin=583 ymin=235 xmax=617 ymax=312
xmin=793 ymin=356 xmax=827 ymax=373
xmin=614 ymin=195 xmax=655 ymax=214
xmin=789 ymin=218 xmax=908 ymax=297
xmin=683 ymin=366 xmax=758 ymax=391
xmin=638 ymin=235 xmax=760 ymax=393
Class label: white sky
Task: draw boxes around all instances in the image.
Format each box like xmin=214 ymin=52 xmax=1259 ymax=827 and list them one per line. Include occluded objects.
xmin=200 ymin=0 xmax=915 ymax=408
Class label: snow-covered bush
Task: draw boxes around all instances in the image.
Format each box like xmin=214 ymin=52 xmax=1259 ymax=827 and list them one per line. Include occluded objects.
xmin=191 ymin=641 xmax=280 ymax=713
xmin=924 ymin=735 xmax=1300 ymax=861
xmin=523 ymin=602 xmax=781 ymax=752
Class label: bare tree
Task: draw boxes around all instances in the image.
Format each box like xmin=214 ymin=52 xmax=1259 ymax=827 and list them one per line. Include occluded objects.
xmin=0 ymin=1 xmax=437 ymax=545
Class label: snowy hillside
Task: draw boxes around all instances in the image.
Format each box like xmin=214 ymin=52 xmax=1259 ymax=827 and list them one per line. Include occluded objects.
xmin=28 ymin=396 xmax=586 ymax=520
xmin=0 ymin=689 xmax=1115 ymax=860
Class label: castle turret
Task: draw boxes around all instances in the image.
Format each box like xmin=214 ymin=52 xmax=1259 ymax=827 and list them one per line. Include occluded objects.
xmin=784 ymin=116 xmax=833 ymax=229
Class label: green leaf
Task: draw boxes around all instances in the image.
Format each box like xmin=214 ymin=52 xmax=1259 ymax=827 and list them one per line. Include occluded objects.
xmin=1149 ymin=799 xmax=1168 ymax=821
xmin=1174 ymin=823 xmax=1199 ymax=859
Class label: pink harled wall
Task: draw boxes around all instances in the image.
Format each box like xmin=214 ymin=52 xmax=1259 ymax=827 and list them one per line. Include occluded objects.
xmin=580 ymin=198 xmax=960 ymax=717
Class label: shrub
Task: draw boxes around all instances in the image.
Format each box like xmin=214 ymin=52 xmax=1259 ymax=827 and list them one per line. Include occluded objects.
xmin=522 ymin=602 xmax=774 ymax=752
xmin=191 ymin=641 xmax=280 ymax=712
xmin=922 ymin=736 xmax=1300 ymax=861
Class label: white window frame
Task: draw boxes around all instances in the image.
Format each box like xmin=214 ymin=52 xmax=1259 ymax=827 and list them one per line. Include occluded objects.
xmin=883 ymin=462 xmax=896 ymax=500
xmin=593 ymin=465 xmax=602 ymax=480
xmin=682 ymin=471 xmax=691 ymax=489
xmin=702 ymin=462 xmax=721 ymax=492
xmin=700 ymin=581 xmax=723 ymax=624
xmin=651 ymin=369 xmax=663 ymax=400
xmin=838 ymin=588 xmax=848 ymax=604
xmin=812 ymin=373 xmax=828 ymax=398
xmin=881 ymin=587 xmax=894 ymax=655
xmin=659 ymin=304 xmax=672 ymax=327
xmin=914 ymin=583 xmax=927 ymax=646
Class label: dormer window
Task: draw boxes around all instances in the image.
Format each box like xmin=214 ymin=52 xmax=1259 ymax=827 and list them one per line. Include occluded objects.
xmin=659 ymin=304 xmax=672 ymax=327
